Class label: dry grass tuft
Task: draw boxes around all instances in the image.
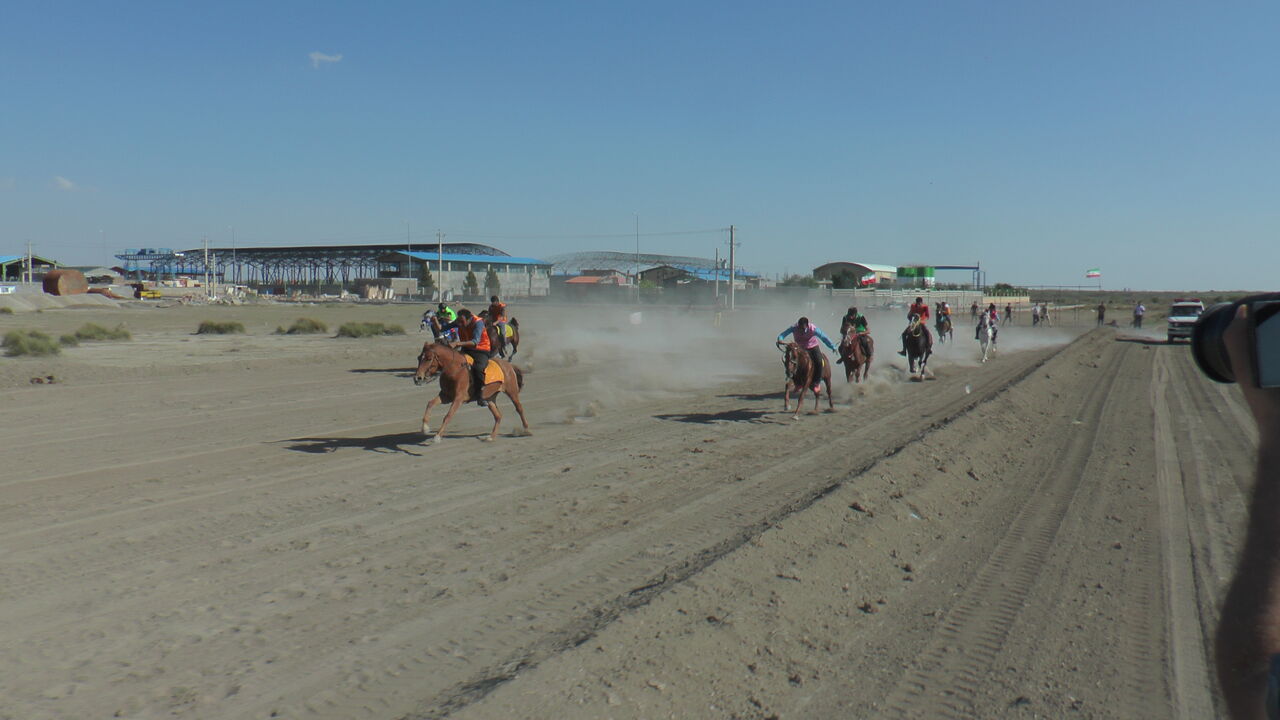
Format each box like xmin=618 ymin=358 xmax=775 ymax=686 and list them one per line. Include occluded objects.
xmin=3 ymin=329 xmax=61 ymax=356
xmin=277 ymin=317 xmax=328 ymax=335
xmin=74 ymin=323 xmax=132 ymax=341
xmin=196 ymin=320 xmax=246 ymax=335
xmin=335 ymin=322 xmax=406 ymax=338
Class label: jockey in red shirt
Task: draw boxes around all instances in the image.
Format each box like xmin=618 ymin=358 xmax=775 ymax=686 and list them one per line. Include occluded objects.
xmin=898 ymin=297 xmax=932 ymax=356
xmin=976 ymin=303 xmax=1000 ymax=342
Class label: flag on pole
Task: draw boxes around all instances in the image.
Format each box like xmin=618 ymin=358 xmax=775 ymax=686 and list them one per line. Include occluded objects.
xmin=1085 ymin=268 xmax=1102 ymax=278
xmin=860 ymin=272 xmax=877 ymax=286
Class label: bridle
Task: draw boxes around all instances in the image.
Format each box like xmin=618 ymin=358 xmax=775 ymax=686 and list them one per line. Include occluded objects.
xmin=414 ymin=345 xmax=444 ymax=386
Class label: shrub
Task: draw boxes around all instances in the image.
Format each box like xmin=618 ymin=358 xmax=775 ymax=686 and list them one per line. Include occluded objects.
xmin=196 ymin=320 xmax=246 ymax=335
xmin=281 ymin=317 xmax=327 ymax=335
xmin=60 ymin=334 xmax=80 ymax=346
xmin=74 ymin=323 xmax=131 ymax=341
xmin=335 ymin=322 xmax=406 ymax=338
xmin=0 ymin=306 xmax=13 ymax=314
xmin=3 ymin=329 xmax=61 ymax=356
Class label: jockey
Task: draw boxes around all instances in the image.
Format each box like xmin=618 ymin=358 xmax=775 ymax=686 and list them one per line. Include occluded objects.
xmin=777 ymin=316 xmax=838 ymax=392
xmin=445 ymin=308 xmax=493 ymax=407
xmin=898 ymin=297 xmax=932 ymax=356
xmin=976 ymin=303 xmax=1000 ymax=342
xmin=487 ymin=295 xmax=508 ymax=356
xmin=839 ymin=306 xmax=871 ymax=361
xmin=432 ymin=303 xmax=459 ymax=341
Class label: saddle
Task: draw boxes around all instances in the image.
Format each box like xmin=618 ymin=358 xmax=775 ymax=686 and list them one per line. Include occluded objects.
xmin=462 ymin=355 xmax=506 ymax=385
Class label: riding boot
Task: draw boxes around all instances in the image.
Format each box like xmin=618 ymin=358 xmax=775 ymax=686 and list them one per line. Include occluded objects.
xmin=473 ymin=370 xmax=487 ymax=407
xmin=898 ymin=333 xmax=907 ymax=356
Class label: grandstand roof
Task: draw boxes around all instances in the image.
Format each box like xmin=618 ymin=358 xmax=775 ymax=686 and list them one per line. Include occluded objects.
xmin=387 ymin=250 xmax=551 ymax=266
xmin=548 ymin=251 xmax=758 ymax=278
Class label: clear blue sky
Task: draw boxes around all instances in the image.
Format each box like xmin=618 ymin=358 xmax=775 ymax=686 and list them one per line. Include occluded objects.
xmin=3 ymin=1 xmax=1277 ymax=290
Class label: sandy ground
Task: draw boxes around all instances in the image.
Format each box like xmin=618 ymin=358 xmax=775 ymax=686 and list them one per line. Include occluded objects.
xmin=0 ymin=299 xmax=1251 ymax=719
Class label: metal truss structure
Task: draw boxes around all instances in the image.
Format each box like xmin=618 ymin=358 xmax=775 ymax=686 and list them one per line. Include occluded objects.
xmin=545 ymin=250 xmax=720 ymax=276
xmin=117 ymin=243 xmax=508 ymax=287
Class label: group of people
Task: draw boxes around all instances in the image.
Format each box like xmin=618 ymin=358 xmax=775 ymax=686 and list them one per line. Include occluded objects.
xmin=775 ymin=297 xmax=1006 ymax=389
xmin=1030 ymin=302 xmax=1051 ymax=326
xmin=424 ymin=296 xmax=510 ymax=407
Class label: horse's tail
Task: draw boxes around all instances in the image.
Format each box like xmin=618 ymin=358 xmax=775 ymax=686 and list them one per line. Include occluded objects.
xmin=510 ymin=317 xmax=519 ymax=329
xmin=514 ymin=364 xmax=525 ymax=390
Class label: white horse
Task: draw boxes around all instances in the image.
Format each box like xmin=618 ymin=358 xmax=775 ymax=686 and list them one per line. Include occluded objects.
xmin=977 ymin=318 xmax=997 ymax=363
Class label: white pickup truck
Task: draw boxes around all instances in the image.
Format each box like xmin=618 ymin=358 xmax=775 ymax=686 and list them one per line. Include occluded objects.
xmin=1166 ymin=298 xmax=1205 ymax=343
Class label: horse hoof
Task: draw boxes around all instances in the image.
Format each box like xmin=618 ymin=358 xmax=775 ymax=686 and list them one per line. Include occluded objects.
xmin=481 ymin=436 xmax=495 ymax=443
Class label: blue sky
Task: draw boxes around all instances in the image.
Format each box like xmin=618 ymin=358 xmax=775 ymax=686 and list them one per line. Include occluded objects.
xmin=2 ymin=1 xmax=1277 ymax=290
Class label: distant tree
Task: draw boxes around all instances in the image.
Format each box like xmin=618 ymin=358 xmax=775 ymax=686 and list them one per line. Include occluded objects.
xmin=780 ymin=274 xmax=818 ymax=288
xmin=484 ymin=267 xmax=500 ymax=295
xmin=831 ymin=270 xmax=858 ymax=289
xmin=419 ymin=262 xmax=434 ymax=293
xmin=464 ymin=270 xmax=480 ymax=296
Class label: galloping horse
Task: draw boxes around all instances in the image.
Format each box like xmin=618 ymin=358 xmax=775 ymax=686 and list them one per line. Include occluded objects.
xmin=498 ymin=317 xmax=520 ymax=359
xmin=777 ymin=341 xmax=834 ymax=418
xmin=903 ymin=315 xmax=933 ymax=379
xmin=977 ymin=319 xmax=997 ymax=363
xmin=935 ymin=313 xmax=953 ymax=344
xmin=838 ymin=330 xmax=873 ymax=383
xmin=413 ymin=342 xmax=530 ymax=443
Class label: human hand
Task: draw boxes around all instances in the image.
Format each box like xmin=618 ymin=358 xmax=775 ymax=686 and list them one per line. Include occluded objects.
xmin=1224 ymin=304 xmax=1280 ymax=433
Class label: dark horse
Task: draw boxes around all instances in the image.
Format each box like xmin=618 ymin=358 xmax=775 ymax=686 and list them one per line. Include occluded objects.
xmin=477 ymin=312 xmax=521 ymax=359
xmin=413 ymin=342 xmax=530 ymax=443
xmin=838 ymin=330 xmax=874 ymax=383
xmin=496 ymin=317 xmax=521 ymax=359
xmin=777 ymin=341 xmax=834 ymax=419
xmin=904 ymin=315 xmax=933 ymax=380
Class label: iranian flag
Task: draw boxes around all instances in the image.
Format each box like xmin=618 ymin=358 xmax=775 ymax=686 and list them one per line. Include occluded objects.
xmin=1085 ymin=268 xmax=1102 ymax=278
xmin=860 ymin=272 xmax=877 ymax=286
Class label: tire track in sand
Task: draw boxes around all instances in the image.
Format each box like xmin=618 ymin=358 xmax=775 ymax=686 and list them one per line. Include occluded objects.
xmin=879 ymin=340 xmax=1128 ymax=718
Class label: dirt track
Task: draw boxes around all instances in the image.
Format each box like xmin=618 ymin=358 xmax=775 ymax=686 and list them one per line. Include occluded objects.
xmin=0 ymin=303 xmax=1253 ymax=719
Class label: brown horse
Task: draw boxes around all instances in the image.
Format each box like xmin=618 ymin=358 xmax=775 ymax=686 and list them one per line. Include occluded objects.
xmin=777 ymin=341 xmax=834 ymax=418
xmin=413 ymin=342 xmax=530 ymax=443
xmin=838 ymin=330 xmax=874 ymax=383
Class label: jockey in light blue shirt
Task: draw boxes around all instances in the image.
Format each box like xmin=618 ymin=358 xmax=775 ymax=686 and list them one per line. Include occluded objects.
xmin=778 ymin=317 xmax=837 ymax=391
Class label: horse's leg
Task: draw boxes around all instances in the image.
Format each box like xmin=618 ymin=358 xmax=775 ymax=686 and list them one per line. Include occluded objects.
xmin=434 ymin=397 xmax=464 ymax=443
xmin=421 ymin=395 xmax=442 ymax=436
xmin=484 ymin=393 xmax=502 ymax=441
xmin=507 ymin=386 xmax=532 ymax=435
xmin=824 ymin=371 xmax=834 ymax=411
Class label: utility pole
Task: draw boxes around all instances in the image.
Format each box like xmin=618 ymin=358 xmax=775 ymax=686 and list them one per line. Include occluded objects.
xmin=728 ymin=225 xmax=737 ymax=311
xmin=714 ymin=247 xmax=720 ymax=300
xmin=407 ymin=220 xmax=412 ymax=252
xmin=203 ymin=236 xmax=210 ymax=297
xmin=25 ymin=240 xmax=33 ymax=284
xmin=437 ymin=230 xmax=445 ymax=301
xmin=634 ymin=213 xmax=640 ymax=301
xmin=229 ymin=226 xmax=236 ymax=286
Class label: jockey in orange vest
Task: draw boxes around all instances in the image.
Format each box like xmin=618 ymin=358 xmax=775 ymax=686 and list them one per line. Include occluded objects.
xmin=899 ymin=297 xmax=932 ymax=356
xmin=446 ymin=308 xmax=493 ymax=406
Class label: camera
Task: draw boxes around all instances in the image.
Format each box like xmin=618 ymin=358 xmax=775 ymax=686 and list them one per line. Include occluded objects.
xmin=1192 ymin=292 xmax=1280 ymax=388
